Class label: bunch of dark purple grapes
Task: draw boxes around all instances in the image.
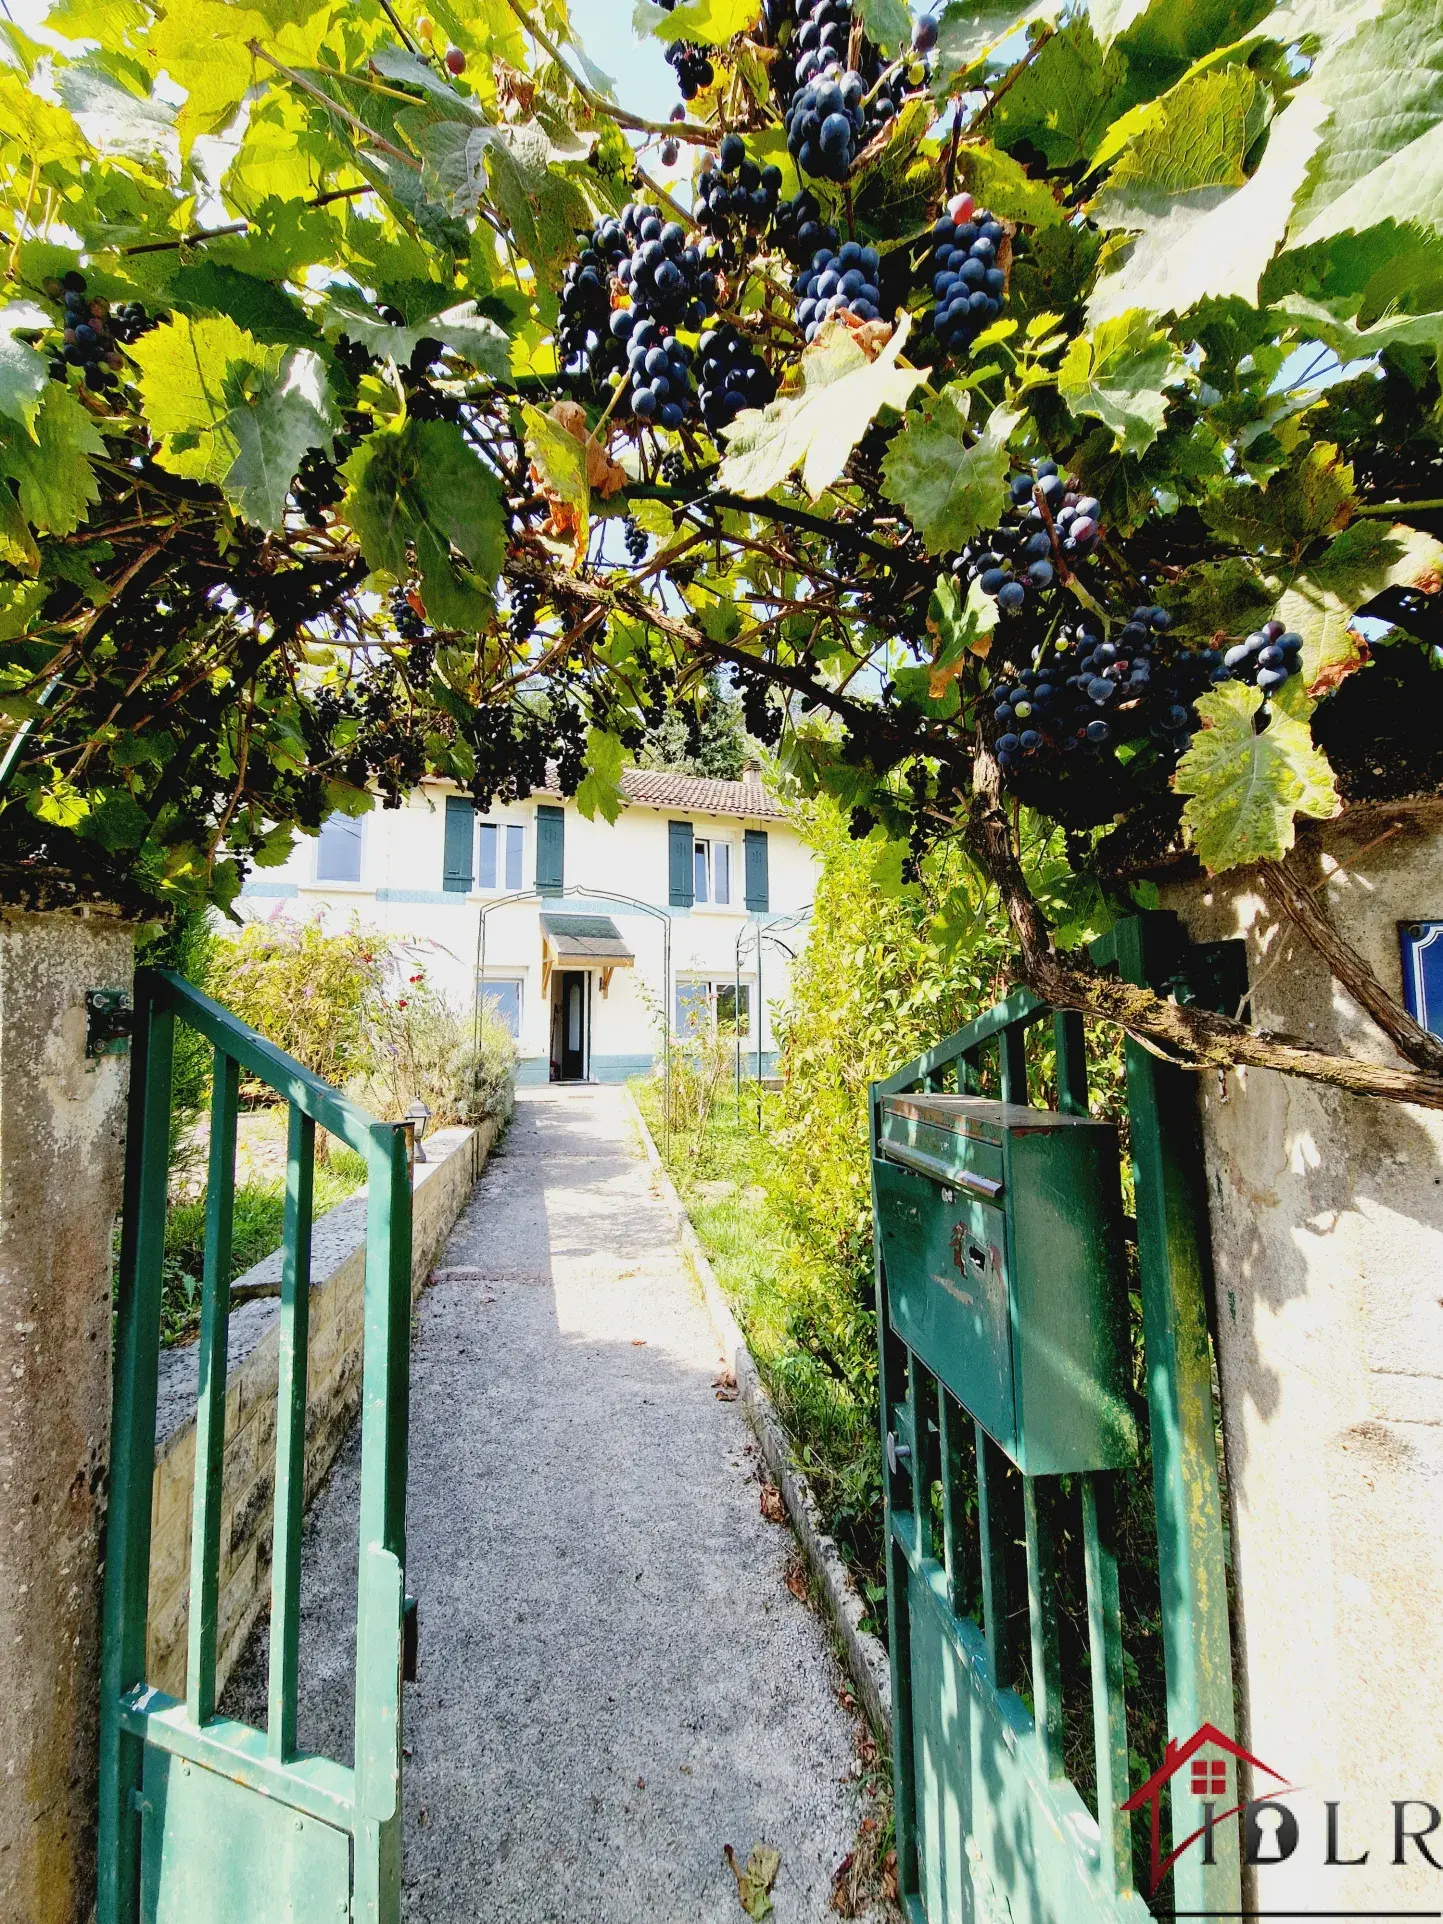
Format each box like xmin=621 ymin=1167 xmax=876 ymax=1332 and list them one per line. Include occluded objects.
xmin=785 ymin=68 xmax=869 ymax=180
xmin=952 ymin=461 xmax=1104 ymax=614
xmin=770 ymin=188 xmax=840 ymax=266
xmin=1220 ymin=621 xmax=1304 ymax=693
xmin=655 ymin=0 xmax=715 ymax=100
xmin=390 ymin=587 xmax=426 ymax=640
xmin=557 ymin=225 xmax=627 ymax=383
xmin=791 ymin=0 xmax=857 ymax=92
xmin=696 ymin=134 xmax=783 ymax=240
xmin=48 ymin=273 xmax=128 ymax=391
xmin=697 ymin=324 xmax=775 ymax=434
xmin=614 ymin=201 xmax=717 ymax=331
xmin=794 ymin=239 xmax=889 ymax=340
xmin=989 ymin=606 xmax=1206 ymax=773
xmin=921 ymin=193 xmax=1007 ymax=357
xmin=618 ymin=321 xmax=697 ymax=429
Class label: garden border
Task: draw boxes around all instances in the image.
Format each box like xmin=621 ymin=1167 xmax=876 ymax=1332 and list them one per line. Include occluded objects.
xmin=623 ymin=1086 xmax=893 ymax=1738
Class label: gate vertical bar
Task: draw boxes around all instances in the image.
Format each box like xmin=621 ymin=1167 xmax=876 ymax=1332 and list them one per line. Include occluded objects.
xmin=1022 ymin=1477 xmax=1065 ymax=1778
xmin=974 ymin=1427 xmax=1013 ymax=1689
xmin=186 ymin=1048 xmax=239 ymax=1725
xmin=1082 ymin=1474 xmax=1134 ymax=1894
xmin=353 ymin=1123 xmax=413 ymax=1924
xmin=98 ymin=972 xmax=174 ymax=1924
xmin=269 ymin=1105 xmax=316 ymax=1760
xmin=1112 ymin=913 xmax=1239 ymax=1914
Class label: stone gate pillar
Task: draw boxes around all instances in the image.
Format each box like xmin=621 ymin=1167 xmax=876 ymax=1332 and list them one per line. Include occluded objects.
xmin=1163 ymin=806 xmax=1443 ymax=1912
xmin=0 ymin=907 xmax=135 ymax=1924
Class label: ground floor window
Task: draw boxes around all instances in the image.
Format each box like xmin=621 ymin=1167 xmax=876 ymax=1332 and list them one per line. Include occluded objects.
xmin=676 ymin=978 xmax=751 ymax=1038
xmin=480 ymin=976 xmax=523 ymax=1040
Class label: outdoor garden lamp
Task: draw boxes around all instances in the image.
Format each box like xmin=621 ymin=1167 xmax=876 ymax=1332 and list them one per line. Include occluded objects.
xmin=403 ymin=1098 xmax=432 ymax=1164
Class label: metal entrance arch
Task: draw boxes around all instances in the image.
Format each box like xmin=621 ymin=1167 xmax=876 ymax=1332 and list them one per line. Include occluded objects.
xmin=473 ymin=883 xmax=673 ymax=1145
xmin=733 ymin=905 xmax=811 ymax=1118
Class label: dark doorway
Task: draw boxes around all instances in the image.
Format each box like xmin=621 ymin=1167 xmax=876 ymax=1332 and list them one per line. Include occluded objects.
xmin=557 ymin=969 xmax=587 ymax=1081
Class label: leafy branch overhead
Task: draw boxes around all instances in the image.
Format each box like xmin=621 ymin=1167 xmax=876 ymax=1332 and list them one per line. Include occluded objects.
xmin=4 ymin=0 xmax=1443 ymax=1107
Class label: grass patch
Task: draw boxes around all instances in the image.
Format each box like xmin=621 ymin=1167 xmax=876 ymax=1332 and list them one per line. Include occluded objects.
xmin=635 ymin=1078 xmax=887 ymax=1619
xmin=158 ymin=1142 xmax=369 ymax=1346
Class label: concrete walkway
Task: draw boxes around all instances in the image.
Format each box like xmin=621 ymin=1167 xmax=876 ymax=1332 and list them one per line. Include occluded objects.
xmin=226 ymin=1085 xmax=868 ymax=1921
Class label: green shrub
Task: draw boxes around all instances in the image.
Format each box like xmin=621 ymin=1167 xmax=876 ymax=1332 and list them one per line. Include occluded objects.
xmin=207 ymin=919 xmax=386 ymax=1094
xmin=349 ymin=966 xmax=516 ymax=1126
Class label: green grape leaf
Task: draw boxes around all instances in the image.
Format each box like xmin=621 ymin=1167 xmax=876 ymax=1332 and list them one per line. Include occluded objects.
xmin=54 ymin=60 xmax=177 ymax=164
xmin=369 ymin=45 xmax=487 ymax=114
xmin=855 ymin=0 xmax=914 ymax=52
xmin=523 ymin=402 xmax=590 ymax=554
xmin=954 ymin=141 xmax=1063 ymax=228
xmin=1289 ymin=0 xmax=1443 ymax=247
xmin=881 ymin=395 xmax=1021 ymax=555
xmin=148 ymin=1 xmax=274 ymax=153
xmin=221 ymin=347 xmax=336 ymax=532
xmin=1057 ymin=309 xmax=1188 ymax=455
xmin=129 ymin=311 xmax=277 ymax=483
xmin=633 ymin=0 xmax=762 ymax=47
xmin=988 ymin=20 xmax=1128 ymax=171
xmin=320 ymin=290 xmax=510 ymax=373
xmin=1091 ymin=65 xmax=1263 ymax=194
xmin=1275 ymin=521 xmax=1443 ymax=695
xmin=1088 ymin=87 xmax=1329 ymax=323
xmin=719 ymin=316 xmax=929 ymax=502
xmin=80 ymin=787 xmax=152 ymax=852
xmin=0 ymin=302 xmax=53 ymax=430
xmin=574 ymin=727 xmax=627 ymax=823
xmin=0 ymin=383 xmax=106 ymax=537
xmin=0 ymin=577 xmax=48 ymax=639
xmin=412 ymin=119 xmax=590 ymax=272
xmin=340 ymin=415 xmax=504 ymax=631
xmin=1174 ymin=677 xmax=1340 ymax=873
xmin=1202 ymin=441 xmax=1356 ymax=560
xmin=932 ymin=3 xmax=1062 ymax=89
xmin=168 ymin=263 xmax=318 ymax=346
xmin=0 ymin=486 xmax=38 ymax=573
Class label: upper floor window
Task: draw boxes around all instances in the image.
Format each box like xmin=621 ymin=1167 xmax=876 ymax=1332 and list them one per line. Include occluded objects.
xmin=479 ymin=821 xmax=525 ymax=892
xmin=316 ymin=812 xmax=362 ymax=884
xmin=693 ymin=837 xmax=733 ymax=907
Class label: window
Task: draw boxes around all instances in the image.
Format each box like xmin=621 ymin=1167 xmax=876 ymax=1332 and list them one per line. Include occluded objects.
xmin=316 ymin=812 xmax=362 ymax=883
xmin=692 ymin=838 xmax=733 ymax=908
xmin=480 ymin=977 xmax=523 ymax=1040
xmin=478 ymin=821 xmax=524 ymax=892
xmin=676 ymin=979 xmax=750 ymax=1037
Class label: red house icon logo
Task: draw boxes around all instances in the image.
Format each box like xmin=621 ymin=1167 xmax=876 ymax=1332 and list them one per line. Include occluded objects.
xmin=1121 ymin=1722 xmax=1291 ymax=1895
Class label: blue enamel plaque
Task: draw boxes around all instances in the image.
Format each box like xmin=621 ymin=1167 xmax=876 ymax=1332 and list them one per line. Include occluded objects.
xmin=1399 ymin=922 xmax=1443 ymax=1037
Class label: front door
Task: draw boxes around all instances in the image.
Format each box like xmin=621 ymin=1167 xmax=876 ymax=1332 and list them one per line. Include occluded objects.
xmin=99 ymin=968 xmax=413 ymax=1924
xmin=559 ymin=969 xmax=587 ymax=1080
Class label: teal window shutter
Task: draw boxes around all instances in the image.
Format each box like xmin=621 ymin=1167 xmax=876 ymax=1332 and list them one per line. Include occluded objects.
xmin=443 ymin=795 xmax=474 ymax=893
xmin=669 ymin=820 xmax=695 ymax=908
xmin=535 ymin=804 xmax=565 ymax=895
xmin=744 ymin=828 xmax=769 ymax=912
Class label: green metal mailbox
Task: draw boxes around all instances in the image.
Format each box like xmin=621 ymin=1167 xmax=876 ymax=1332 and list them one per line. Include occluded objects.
xmin=874 ymin=1092 xmax=1137 ymax=1474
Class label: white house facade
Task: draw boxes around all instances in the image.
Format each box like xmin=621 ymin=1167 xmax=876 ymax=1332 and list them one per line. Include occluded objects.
xmin=238 ymin=769 xmax=818 ymax=1085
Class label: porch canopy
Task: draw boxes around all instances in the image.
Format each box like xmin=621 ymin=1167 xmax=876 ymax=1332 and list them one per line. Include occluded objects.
xmin=540 ymin=913 xmax=634 ymax=992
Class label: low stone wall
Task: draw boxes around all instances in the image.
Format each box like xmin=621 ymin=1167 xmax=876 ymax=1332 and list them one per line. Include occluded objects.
xmin=146 ymin=1117 xmax=497 ymax=1702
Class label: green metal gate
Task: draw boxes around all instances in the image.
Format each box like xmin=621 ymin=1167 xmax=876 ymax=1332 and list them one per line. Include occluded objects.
xmin=872 ymin=913 xmax=1241 ymax=1923
xmin=98 ymin=968 xmax=414 ymax=1924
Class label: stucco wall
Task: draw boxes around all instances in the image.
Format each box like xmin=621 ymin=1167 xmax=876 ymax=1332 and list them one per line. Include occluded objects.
xmin=145 ymin=1118 xmax=495 ymax=1705
xmin=237 ymin=781 xmax=819 ymax=1077
xmin=0 ymin=907 xmax=135 ymax=1924
xmin=1161 ymin=809 xmax=1443 ymax=1909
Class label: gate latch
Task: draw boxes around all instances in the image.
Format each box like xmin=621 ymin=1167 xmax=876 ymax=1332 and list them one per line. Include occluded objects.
xmin=86 ymin=988 xmax=133 ymax=1059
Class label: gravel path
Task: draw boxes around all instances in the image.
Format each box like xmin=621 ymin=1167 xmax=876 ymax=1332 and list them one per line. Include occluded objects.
xmin=225 ymin=1084 xmax=867 ymax=1922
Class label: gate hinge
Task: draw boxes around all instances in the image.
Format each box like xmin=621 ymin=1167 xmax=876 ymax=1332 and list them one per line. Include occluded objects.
xmin=86 ymin=988 xmax=134 ymax=1059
